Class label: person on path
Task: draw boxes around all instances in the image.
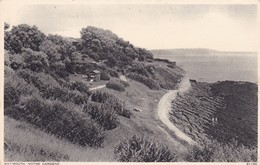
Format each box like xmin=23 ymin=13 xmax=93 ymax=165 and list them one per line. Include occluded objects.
xmin=215 ymin=117 xmax=218 ymax=124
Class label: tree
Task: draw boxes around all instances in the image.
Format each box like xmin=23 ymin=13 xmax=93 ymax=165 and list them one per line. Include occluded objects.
xmin=4 ymin=31 xmax=11 ymax=50
xmin=39 ymin=40 xmax=62 ymax=63
xmin=21 ymin=48 xmax=49 ymax=72
xmin=6 ymin=24 xmax=46 ymax=53
xmin=124 ymin=46 xmax=137 ymax=59
xmin=4 ymin=23 xmax=10 ymax=30
xmin=107 ymin=55 xmax=117 ymax=67
xmin=46 ymin=34 xmax=76 ymax=61
xmin=136 ymin=48 xmax=153 ymax=61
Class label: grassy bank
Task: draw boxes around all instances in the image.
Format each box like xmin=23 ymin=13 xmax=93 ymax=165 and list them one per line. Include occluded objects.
xmin=169 ymin=81 xmax=257 ymax=161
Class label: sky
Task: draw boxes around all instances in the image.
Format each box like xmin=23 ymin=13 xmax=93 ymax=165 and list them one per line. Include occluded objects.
xmin=3 ymin=2 xmax=258 ymax=51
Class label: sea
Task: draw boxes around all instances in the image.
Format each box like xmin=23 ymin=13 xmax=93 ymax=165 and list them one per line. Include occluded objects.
xmin=153 ymin=53 xmax=258 ymax=83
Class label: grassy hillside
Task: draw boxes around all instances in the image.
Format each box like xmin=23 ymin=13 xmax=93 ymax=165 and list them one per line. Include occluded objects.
xmin=4 ymin=24 xmax=185 ymax=161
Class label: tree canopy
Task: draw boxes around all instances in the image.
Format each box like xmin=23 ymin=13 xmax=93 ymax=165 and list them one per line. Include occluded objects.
xmin=5 ymin=24 xmax=46 ymax=53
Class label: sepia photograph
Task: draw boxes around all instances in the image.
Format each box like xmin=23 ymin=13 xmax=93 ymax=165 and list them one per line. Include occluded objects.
xmin=2 ymin=0 xmax=258 ymax=163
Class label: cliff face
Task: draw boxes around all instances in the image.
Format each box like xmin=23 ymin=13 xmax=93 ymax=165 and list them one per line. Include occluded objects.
xmin=170 ymin=81 xmax=257 ymax=147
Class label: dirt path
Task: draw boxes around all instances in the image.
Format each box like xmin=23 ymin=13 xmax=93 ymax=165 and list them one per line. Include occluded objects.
xmin=157 ymin=77 xmax=197 ymax=145
xmin=89 ymin=85 xmax=106 ymax=91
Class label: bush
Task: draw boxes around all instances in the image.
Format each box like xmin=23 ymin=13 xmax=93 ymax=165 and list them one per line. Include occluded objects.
xmin=21 ymin=48 xmax=49 ymax=72
xmin=127 ymin=73 xmax=160 ymax=90
xmin=17 ymin=70 xmax=89 ymax=105
xmin=167 ymin=64 xmax=175 ymax=68
xmin=104 ymin=98 xmax=131 ymax=118
xmin=84 ymin=103 xmax=119 ymax=130
xmin=108 ymin=69 xmax=119 ymax=77
xmin=69 ymin=81 xmax=89 ymax=93
xmin=17 ymin=69 xmax=60 ymax=91
xmin=41 ymin=85 xmax=88 ymax=105
xmin=106 ymin=81 xmax=125 ymax=92
xmin=114 ymin=135 xmax=177 ymax=162
xmin=100 ymin=71 xmax=110 ymax=80
xmin=91 ymin=91 xmax=110 ymax=103
xmin=155 ymin=67 xmax=181 ymax=89
xmin=119 ymin=80 xmax=129 ymax=87
xmin=4 ymin=69 xmax=38 ymax=108
xmin=6 ymin=96 xmax=106 ymax=147
xmin=186 ymin=139 xmax=257 ymax=162
xmin=4 ymin=84 xmax=20 ymax=108
xmin=91 ymin=91 xmax=131 ymax=118
xmin=129 ymin=63 xmax=152 ymax=77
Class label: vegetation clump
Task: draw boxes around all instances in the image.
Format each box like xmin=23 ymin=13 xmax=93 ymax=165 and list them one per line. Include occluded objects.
xmin=91 ymin=91 xmax=131 ymax=118
xmin=127 ymin=73 xmax=160 ymax=90
xmin=106 ymin=81 xmax=126 ymax=92
xmin=100 ymin=71 xmax=110 ymax=80
xmin=5 ymin=96 xmax=105 ymax=147
xmin=186 ymin=139 xmax=257 ymax=162
xmin=84 ymin=103 xmax=119 ymax=130
xmin=114 ymin=135 xmax=177 ymax=162
xmin=119 ymin=80 xmax=129 ymax=87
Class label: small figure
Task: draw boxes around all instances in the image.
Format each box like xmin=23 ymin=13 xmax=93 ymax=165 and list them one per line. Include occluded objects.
xmin=212 ymin=117 xmax=215 ymax=126
xmin=215 ymin=117 xmax=218 ymax=124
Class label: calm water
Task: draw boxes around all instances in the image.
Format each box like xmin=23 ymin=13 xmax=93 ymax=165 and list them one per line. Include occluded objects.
xmin=154 ymin=54 xmax=258 ymax=83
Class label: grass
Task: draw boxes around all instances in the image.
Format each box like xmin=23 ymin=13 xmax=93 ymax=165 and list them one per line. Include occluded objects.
xmin=4 ymin=116 xmax=115 ymax=161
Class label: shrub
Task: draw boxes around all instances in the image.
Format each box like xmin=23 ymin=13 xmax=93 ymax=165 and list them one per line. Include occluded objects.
xmin=21 ymin=48 xmax=49 ymax=72
xmin=104 ymin=98 xmax=131 ymax=118
xmin=69 ymin=91 xmax=89 ymax=105
xmin=114 ymin=135 xmax=177 ymax=162
xmin=119 ymin=80 xmax=129 ymax=87
xmin=91 ymin=91 xmax=110 ymax=103
xmin=4 ymin=84 xmax=20 ymax=108
xmin=84 ymin=103 xmax=119 ymax=130
xmin=55 ymin=69 xmax=70 ymax=80
xmin=130 ymin=63 xmax=152 ymax=77
xmin=4 ymin=69 xmax=38 ymax=108
xmin=91 ymin=91 xmax=131 ymax=118
xmin=106 ymin=81 xmax=125 ymax=92
xmin=108 ymin=69 xmax=119 ymax=77
xmin=41 ymin=85 xmax=88 ymax=105
xmin=155 ymin=67 xmax=181 ymax=89
xmin=69 ymin=81 xmax=89 ymax=93
xmin=167 ymin=64 xmax=175 ymax=68
xmin=100 ymin=71 xmax=110 ymax=80
xmin=186 ymin=139 xmax=257 ymax=162
xmin=17 ymin=69 xmax=60 ymax=91
xmin=127 ymin=73 xmax=160 ymax=90
xmin=7 ymin=96 xmax=106 ymax=147
xmin=41 ymin=86 xmax=68 ymax=101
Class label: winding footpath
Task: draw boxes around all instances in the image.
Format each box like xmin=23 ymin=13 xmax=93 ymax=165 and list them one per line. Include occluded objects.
xmin=89 ymin=85 xmax=106 ymax=91
xmin=158 ymin=76 xmax=197 ymax=145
